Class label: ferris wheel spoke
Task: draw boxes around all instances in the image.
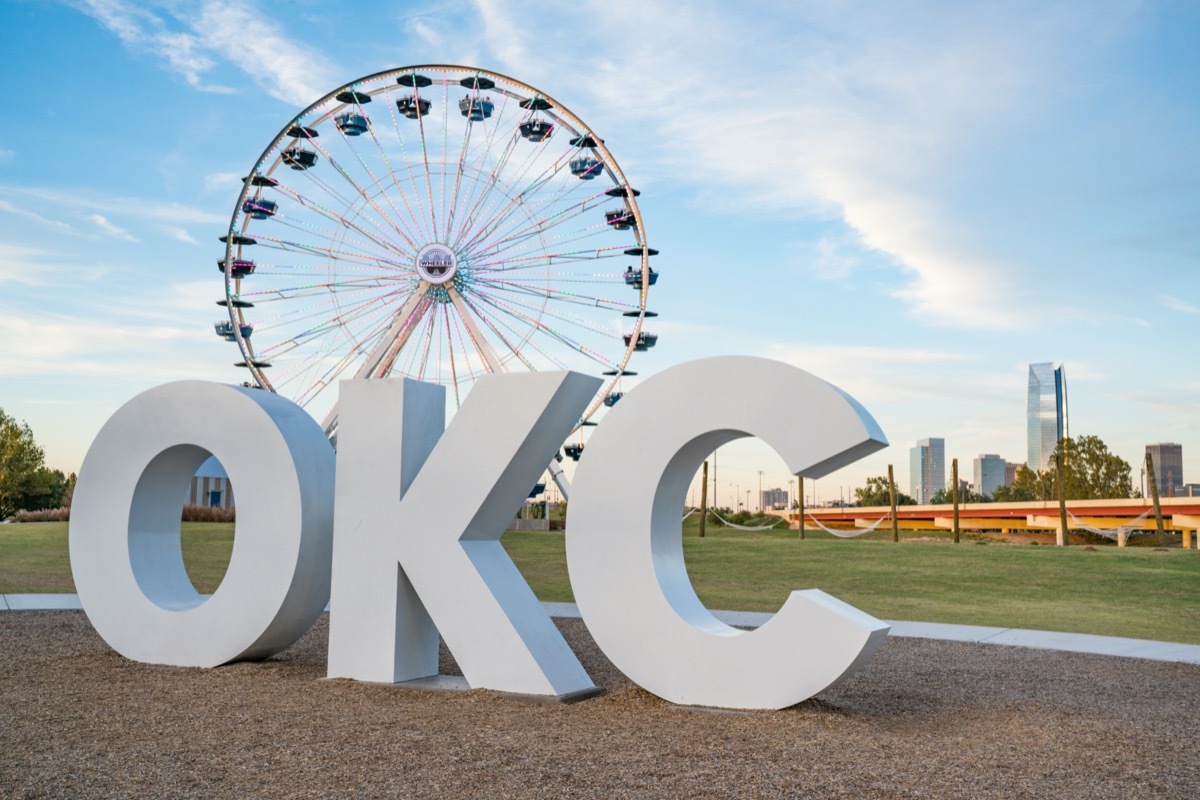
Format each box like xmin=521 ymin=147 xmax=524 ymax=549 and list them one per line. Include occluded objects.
xmin=472 ymin=243 xmax=629 ymax=271
xmin=472 ymin=188 xmax=609 ymax=257
xmin=354 ymin=284 xmax=436 ymax=378
xmin=446 ymin=92 xmax=522 ymax=248
xmin=454 ymin=146 xmax=583 ymax=254
xmin=465 ymin=285 xmax=618 ymax=371
xmin=477 ymin=278 xmax=638 ymax=313
xmin=469 ymin=282 xmax=625 ymax=343
xmin=367 ymin=88 xmax=435 ymax=244
xmin=254 ymin=284 xmax=412 ymax=360
xmin=330 ymin=95 xmax=428 ymax=247
xmin=453 ymin=158 xmax=580 ymax=253
xmin=381 ymin=84 xmax=439 ymax=244
xmin=301 ymin=134 xmax=422 ymax=252
xmin=268 ymin=184 xmax=412 ymax=261
xmin=247 ymin=212 xmax=414 ymax=268
xmin=450 ymin=289 xmax=552 ymax=373
xmin=448 ymin=128 xmax=522 ymax=249
xmin=447 ymin=287 xmax=503 ymax=373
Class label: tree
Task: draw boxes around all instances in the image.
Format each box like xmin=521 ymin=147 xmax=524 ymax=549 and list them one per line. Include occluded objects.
xmin=0 ymin=409 xmax=47 ymax=519
xmin=992 ymin=480 xmax=1037 ymax=502
xmin=997 ymin=436 xmax=1134 ymax=502
xmin=930 ymin=485 xmax=989 ymax=504
xmin=855 ymin=476 xmax=916 ymax=507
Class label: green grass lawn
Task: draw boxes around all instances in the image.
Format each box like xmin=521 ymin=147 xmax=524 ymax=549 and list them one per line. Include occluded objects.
xmin=4 ymin=520 xmax=1198 ymax=644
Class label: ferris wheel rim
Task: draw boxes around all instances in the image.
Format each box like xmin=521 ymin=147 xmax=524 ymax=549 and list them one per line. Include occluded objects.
xmin=220 ymin=65 xmax=655 ymax=432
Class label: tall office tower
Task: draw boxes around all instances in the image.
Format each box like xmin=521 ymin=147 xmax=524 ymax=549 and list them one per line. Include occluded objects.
xmin=909 ymin=437 xmax=945 ymax=504
xmin=973 ymin=454 xmax=1007 ymax=498
xmin=1027 ymin=362 xmax=1067 ymax=472
xmin=1145 ymin=443 xmax=1184 ymax=497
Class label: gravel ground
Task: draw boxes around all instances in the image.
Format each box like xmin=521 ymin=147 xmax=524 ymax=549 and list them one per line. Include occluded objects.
xmin=2 ymin=611 xmax=1197 ymax=799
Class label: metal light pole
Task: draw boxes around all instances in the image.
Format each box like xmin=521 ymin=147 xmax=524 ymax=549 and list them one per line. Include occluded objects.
xmin=757 ymin=470 xmax=764 ymax=511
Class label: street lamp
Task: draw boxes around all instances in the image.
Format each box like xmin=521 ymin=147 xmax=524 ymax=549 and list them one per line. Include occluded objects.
xmin=757 ymin=470 xmax=764 ymax=512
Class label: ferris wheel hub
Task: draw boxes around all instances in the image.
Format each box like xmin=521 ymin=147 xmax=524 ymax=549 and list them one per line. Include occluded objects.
xmin=415 ymin=243 xmax=458 ymax=285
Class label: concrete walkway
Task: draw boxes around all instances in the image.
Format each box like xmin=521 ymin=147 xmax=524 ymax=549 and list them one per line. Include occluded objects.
xmin=6 ymin=595 xmax=1199 ymax=665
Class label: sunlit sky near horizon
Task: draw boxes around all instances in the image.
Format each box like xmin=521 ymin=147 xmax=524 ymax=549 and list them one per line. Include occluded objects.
xmin=1 ymin=0 xmax=1198 ymax=508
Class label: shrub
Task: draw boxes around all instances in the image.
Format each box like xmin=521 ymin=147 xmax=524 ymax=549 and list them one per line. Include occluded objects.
xmin=181 ymin=504 xmax=236 ymax=523
xmin=10 ymin=507 xmax=70 ymax=523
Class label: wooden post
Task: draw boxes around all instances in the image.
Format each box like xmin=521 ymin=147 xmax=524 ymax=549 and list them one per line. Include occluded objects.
xmin=798 ymin=476 xmax=805 ymax=540
xmin=1056 ymin=450 xmax=1069 ymax=546
xmin=1146 ymin=451 xmax=1165 ymax=539
xmin=888 ymin=464 xmax=899 ymax=543
xmin=951 ymin=458 xmax=960 ymax=544
xmin=698 ymin=460 xmax=708 ymax=539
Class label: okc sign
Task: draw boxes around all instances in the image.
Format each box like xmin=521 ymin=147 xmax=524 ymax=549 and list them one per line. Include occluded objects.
xmin=69 ymin=357 xmax=890 ymax=710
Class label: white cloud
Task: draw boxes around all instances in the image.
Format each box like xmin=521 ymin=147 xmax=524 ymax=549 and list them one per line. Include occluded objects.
xmin=73 ymin=0 xmax=233 ymax=93
xmin=1161 ymin=294 xmax=1198 ymax=314
xmin=191 ymin=1 xmax=339 ymax=107
xmin=408 ymin=18 xmax=443 ymax=47
xmin=0 ymin=199 xmax=73 ymax=231
xmin=0 ymin=148 xmax=13 ymax=160
xmin=164 ymin=226 xmax=199 ymax=245
xmin=0 ymin=184 xmax=225 ymax=226
xmin=88 ymin=213 xmax=138 ymax=241
xmin=204 ymin=171 xmax=243 ymax=192
xmin=467 ymin=0 xmax=1130 ymax=329
xmin=73 ymin=0 xmax=335 ymax=105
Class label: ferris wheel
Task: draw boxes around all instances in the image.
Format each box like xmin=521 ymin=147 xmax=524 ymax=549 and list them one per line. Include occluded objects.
xmin=214 ymin=65 xmax=659 ymax=458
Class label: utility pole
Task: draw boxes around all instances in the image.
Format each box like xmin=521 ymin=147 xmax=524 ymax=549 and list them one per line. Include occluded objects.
xmin=1056 ymin=449 xmax=1069 ymax=546
xmin=888 ymin=464 xmax=899 ymax=543
xmin=699 ymin=460 xmax=708 ymax=539
xmin=951 ymin=458 xmax=960 ymax=544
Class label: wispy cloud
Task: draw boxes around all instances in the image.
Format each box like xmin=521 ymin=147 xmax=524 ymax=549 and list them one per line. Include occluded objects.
xmin=88 ymin=213 xmax=138 ymax=241
xmin=0 ymin=184 xmax=224 ymax=226
xmin=0 ymin=148 xmax=13 ymax=160
xmin=467 ymin=0 xmax=1131 ymax=329
xmin=204 ymin=171 xmax=243 ymax=192
xmin=73 ymin=0 xmax=230 ymax=92
xmin=0 ymin=199 xmax=73 ymax=231
xmin=164 ymin=226 xmax=199 ymax=245
xmin=1161 ymin=294 xmax=1198 ymax=314
xmin=192 ymin=1 xmax=339 ymax=106
xmin=0 ymin=243 xmax=112 ymax=290
xmin=72 ymin=0 xmax=337 ymax=106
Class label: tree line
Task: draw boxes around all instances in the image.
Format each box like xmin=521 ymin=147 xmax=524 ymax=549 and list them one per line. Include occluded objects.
xmin=1 ymin=408 xmax=75 ymax=520
xmin=854 ymin=434 xmax=1136 ymax=506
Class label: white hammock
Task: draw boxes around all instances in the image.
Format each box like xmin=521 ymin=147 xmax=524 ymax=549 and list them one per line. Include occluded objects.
xmin=1066 ymin=509 xmax=1154 ymax=540
xmin=709 ymin=510 xmax=784 ymax=531
xmin=804 ymin=514 xmax=890 ymax=539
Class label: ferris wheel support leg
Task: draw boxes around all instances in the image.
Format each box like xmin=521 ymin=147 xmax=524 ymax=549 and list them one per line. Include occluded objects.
xmin=548 ymin=458 xmax=571 ymax=500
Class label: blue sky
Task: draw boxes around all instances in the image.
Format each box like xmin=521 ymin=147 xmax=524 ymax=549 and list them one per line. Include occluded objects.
xmin=1 ymin=0 xmax=1198 ymax=507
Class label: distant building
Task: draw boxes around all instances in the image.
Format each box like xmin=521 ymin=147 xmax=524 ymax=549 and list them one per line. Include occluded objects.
xmin=760 ymin=487 xmax=788 ymax=510
xmin=1027 ymin=362 xmax=1067 ymax=472
xmin=189 ymin=456 xmax=234 ymax=508
xmin=1145 ymin=443 xmax=1184 ymax=497
xmin=909 ymin=438 xmax=945 ymax=505
xmin=974 ymin=454 xmax=1007 ymax=498
xmin=1005 ymin=461 xmax=1022 ymax=486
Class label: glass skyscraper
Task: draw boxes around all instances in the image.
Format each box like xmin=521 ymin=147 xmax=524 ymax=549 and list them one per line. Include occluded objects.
xmin=973 ymin=453 xmax=1006 ymax=498
xmin=1027 ymin=362 xmax=1066 ymax=472
xmin=909 ymin=437 xmax=945 ymax=504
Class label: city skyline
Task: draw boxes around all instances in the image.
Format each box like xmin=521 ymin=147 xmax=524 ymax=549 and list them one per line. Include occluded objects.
xmin=2 ymin=2 xmax=1198 ymax=503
